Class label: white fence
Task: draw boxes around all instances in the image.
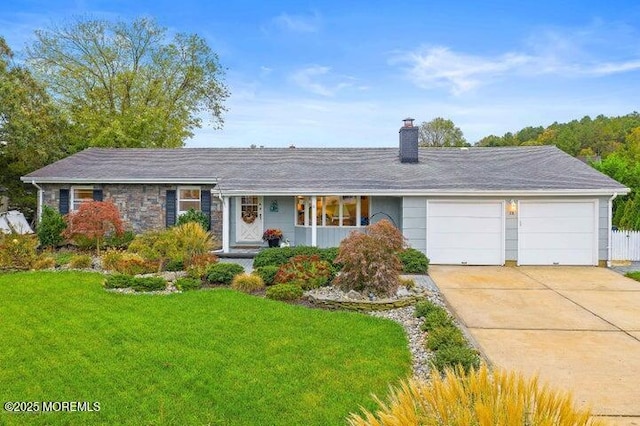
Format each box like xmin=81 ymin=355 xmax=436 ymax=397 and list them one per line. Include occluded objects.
xmin=611 ymin=230 xmax=640 ymax=261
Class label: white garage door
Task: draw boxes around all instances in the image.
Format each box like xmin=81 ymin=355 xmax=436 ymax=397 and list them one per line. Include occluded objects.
xmin=518 ymin=201 xmax=598 ymax=266
xmin=427 ymin=201 xmax=504 ymax=265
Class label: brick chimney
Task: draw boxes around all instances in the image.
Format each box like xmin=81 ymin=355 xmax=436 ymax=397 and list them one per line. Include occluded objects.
xmin=399 ymin=117 xmax=419 ymax=163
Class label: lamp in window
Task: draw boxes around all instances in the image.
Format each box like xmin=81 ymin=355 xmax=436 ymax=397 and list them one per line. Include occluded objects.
xmin=507 ymin=200 xmax=517 ymax=215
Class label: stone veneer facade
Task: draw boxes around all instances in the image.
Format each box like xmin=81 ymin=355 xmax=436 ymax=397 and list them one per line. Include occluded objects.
xmin=41 ymin=184 xmax=222 ymax=241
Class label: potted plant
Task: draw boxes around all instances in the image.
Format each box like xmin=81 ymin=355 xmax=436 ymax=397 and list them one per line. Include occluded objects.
xmin=262 ymin=228 xmax=283 ymax=247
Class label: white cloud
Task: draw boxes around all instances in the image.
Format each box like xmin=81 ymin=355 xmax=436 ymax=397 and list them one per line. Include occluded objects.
xmin=271 ymin=12 xmax=320 ymax=33
xmin=395 ymin=23 xmax=640 ymax=94
xmin=290 ymin=65 xmax=352 ymax=97
xmin=394 ymin=47 xmax=531 ymax=95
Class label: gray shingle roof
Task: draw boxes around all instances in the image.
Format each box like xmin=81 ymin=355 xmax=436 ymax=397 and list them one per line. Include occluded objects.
xmin=22 ymin=146 xmax=628 ymax=194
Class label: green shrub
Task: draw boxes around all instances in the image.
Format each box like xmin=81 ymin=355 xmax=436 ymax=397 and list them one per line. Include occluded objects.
xmin=253 ymin=247 xmax=296 ymax=268
xmin=426 ymin=326 xmax=467 ymax=351
xmin=421 ymin=309 xmax=454 ymax=332
xmin=274 ymin=255 xmax=332 ymax=290
xmin=128 ymin=223 xmax=214 ymax=272
xmin=37 ymin=205 xmax=66 ymax=248
xmin=103 ymin=230 xmax=135 ymax=249
xmin=33 ymin=255 xmax=56 ymax=270
xmin=252 ymin=246 xmax=339 ymax=268
xmin=104 ymin=274 xmax=134 ymax=289
xmin=253 ymin=265 xmax=279 ymax=286
xmin=415 ymin=300 xmax=440 ymax=318
xmin=318 ymin=246 xmax=339 ymax=265
xmin=176 ymin=208 xmax=210 ymax=230
xmin=206 ymin=262 xmax=244 ymax=285
xmin=68 ymin=254 xmax=93 ymax=269
xmin=53 ymin=251 xmax=74 ymax=266
xmin=128 ymin=229 xmax=179 ymax=272
xmin=175 ymin=277 xmax=202 ymax=291
xmin=432 ymin=345 xmax=480 ymax=373
xmin=130 ymin=276 xmax=167 ymax=292
xmin=0 ymin=233 xmax=38 ymax=270
xmin=399 ymin=248 xmax=429 ymax=274
xmin=231 ymin=273 xmax=265 ymax=293
xmin=165 ymin=258 xmax=184 ymax=272
xmin=266 ymin=283 xmax=304 ymax=301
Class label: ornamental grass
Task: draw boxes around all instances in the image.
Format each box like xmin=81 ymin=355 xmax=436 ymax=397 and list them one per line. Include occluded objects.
xmin=348 ymin=364 xmax=604 ymax=426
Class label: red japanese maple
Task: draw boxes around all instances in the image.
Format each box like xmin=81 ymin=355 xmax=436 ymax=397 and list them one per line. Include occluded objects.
xmin=63 ymin=201 xmax=125 ymax=254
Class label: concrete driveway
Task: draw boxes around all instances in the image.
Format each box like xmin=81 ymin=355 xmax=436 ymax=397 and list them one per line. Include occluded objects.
xmin=429 ymin=265 xmax=640 ymax=425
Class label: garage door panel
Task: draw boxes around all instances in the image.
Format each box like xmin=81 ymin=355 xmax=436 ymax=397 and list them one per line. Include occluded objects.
xmin=427 ymin=201 xmax=504 ymax=265
xmin=519 ymin=201 xmax=596 ymax=266
xmin=430 ymin=249 xmax=502 ymax=265
xmin=430 ymin=203 xmax=502 ymax=217
xmin=429 ymin=217 xmax=502 ymax=233
xmin=430 ymin=232 xmax=503 ymax=250
xmin=521 ymin=202 xmax=594 ymax=218
xmin=520 ymin=233 xmax=595 ymax=250
xmin=521 ymin=217 xmax=594 ymax=233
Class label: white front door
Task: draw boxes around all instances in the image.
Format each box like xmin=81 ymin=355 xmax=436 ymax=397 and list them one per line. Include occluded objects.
xmin=236 ymin=196 xmax=264 ymax=242
xmin=518 ymin=200 xmax=598 ymax=265
xmin=427 ymin=201 xmax=505 ymax=265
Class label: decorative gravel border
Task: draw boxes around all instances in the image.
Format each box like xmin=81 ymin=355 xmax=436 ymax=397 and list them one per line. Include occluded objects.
xmin=369 ymin=292 xmax=447 ymax=380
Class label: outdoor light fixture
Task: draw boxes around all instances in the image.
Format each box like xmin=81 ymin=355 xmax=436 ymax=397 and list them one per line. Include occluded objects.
xmin=508 ymin=200 xmax=517 ymax=215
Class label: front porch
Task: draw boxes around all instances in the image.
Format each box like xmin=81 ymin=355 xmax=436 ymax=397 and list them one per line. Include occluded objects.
xmin=218 ymin=194 xmax=402 ymax=253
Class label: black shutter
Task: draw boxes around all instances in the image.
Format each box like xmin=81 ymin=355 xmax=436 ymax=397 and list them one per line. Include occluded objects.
xmin=59 ymin=189 xmax=70 ymax=215
xmin=92 ymin=189 xmax=103 ymax=201
xmin=166 ymin=190 xmax=177 ymax=227
xmin=201 ymin=190 xmax=211 ymax=230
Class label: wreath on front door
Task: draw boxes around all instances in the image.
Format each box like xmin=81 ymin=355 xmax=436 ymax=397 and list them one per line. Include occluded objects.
xmin=242 ymin=210 xmax=257 ymax=224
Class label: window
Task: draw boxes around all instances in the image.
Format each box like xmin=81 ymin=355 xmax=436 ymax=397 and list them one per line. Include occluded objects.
xmin=178 ymin=187 xmax=201 ymax=216
xmin=71 ymin=187 xmax=94 ymax=211
xmin=295 ymin=196 xmax=369 ymax=227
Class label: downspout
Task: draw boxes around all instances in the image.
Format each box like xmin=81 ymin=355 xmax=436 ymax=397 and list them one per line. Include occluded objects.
xmin=31 ymin=180 xmax=44 ymax=223
xmin=215 ymin=184 xmax=230 ymax=253
xmin=608 ymin=192 xmax=618 ymax=268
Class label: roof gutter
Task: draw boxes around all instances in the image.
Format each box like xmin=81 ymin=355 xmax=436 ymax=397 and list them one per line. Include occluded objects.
xmin=220 ymin=188 xmax=631 ymax=197
xmin=21 ymin=177 xmax=219 ymax=185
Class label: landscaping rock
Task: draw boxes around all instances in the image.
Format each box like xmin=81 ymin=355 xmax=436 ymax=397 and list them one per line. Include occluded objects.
xmin=345 ymin=290 xmax=364 ymax=300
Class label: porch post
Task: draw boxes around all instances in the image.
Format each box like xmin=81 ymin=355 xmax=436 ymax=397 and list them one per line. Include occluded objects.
xmin=311 ymin=196 xmax=317 ymax=247
xmin=222 ymin=196 xmax=230 ymax=253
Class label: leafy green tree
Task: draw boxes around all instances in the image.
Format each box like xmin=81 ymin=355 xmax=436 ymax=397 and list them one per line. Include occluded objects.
xmin=27 ymin=17 xmax=229 ymax=151
xmin=418 ymin=117 xmax=468 ymax=147
xmin=0 ymin=37 xmax=67 ymax=218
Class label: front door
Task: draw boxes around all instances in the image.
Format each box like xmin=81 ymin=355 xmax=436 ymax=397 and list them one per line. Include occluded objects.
xmin=236 ymin=196 xmax=263 ymax=242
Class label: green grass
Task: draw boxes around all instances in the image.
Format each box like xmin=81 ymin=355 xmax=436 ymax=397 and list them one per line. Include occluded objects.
xmin=625 ymin=271 xmax=640 ymax=282
xmin=0 ymin=271 xmax=410 ymax=425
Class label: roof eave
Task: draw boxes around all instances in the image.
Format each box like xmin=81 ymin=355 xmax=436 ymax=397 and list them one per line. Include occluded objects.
xmin=220 ymin=188 xmax=631 ymax=197
xmin=21 ymin=177 xmax=218 ymax=185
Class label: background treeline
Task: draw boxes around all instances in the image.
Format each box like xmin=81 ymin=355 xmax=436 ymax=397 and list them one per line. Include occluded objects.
xmin=476 ymin=112 xmax=640 ymax=229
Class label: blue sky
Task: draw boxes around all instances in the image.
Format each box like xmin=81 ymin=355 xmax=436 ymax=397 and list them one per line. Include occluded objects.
xmin=2 ymin=0 xmax=640 ymax=147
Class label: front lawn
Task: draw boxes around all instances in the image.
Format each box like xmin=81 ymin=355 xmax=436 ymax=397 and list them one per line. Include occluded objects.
xmin=0 ymin=271 xmax=410 ymax=425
